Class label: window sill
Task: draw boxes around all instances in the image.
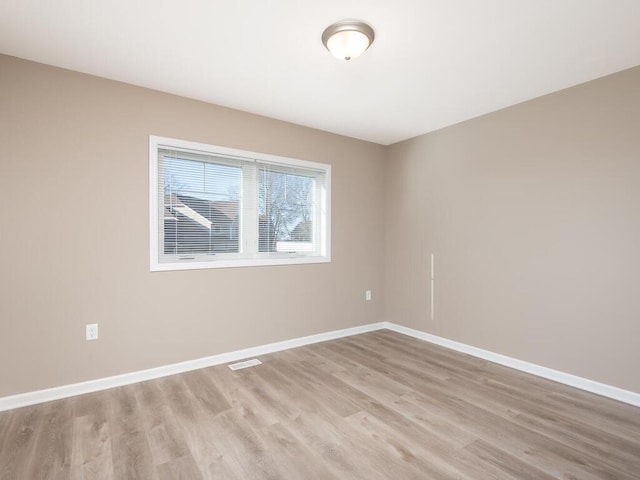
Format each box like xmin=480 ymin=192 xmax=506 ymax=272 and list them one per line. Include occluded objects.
xmin=150 ymin=255 xmax=331 ymax=272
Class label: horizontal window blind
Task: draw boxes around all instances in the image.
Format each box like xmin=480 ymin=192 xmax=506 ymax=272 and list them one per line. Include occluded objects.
xmin=150 ymin=136 xmax=330 ymax=271
xmin=258 ymin=163 xmax=320 ymax=254
xmin=159 ymin=149 xmax=246 ymax=259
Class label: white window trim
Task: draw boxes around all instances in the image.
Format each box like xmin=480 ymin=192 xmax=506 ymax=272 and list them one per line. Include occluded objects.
xmin=149 ymin=135 xmax=331 ymax=271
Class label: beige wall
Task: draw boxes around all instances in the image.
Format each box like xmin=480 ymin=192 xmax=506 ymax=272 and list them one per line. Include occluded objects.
xmin=0 ymin=55 xmax=386 ymax=397
xmin=2 ymin=54 xmax=639 ymax=399
xmin=385 ymin=66 xmax=640 ymax=392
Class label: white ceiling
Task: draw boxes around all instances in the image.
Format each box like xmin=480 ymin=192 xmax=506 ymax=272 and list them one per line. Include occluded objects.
xmin=1 ymin=1 xmax=639 ymax=145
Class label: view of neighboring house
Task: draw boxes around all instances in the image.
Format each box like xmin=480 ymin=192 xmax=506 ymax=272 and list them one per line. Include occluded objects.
xmin=164 ymin=194 xmax=240 ymax=254
xmin=164 ymin=194 xmax=311 ymax=254
xmin=290 ymin=220 xmax=312 ymax=242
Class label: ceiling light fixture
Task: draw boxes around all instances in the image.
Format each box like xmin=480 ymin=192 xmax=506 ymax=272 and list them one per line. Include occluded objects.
xmin=322 ymin=20 xmax=375 ymax=61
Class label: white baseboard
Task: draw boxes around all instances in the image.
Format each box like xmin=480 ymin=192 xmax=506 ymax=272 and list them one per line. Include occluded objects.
xmin=0 ymin=322 xmax=386 ymax=412
xmin=2 ymin=321 xmax=638 ymax=411
xmin=384 ymin=322 xmax=640 ymax=407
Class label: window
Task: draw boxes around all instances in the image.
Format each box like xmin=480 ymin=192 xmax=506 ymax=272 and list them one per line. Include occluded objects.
xmin=150 ymin=136 xmax=331 ymax=271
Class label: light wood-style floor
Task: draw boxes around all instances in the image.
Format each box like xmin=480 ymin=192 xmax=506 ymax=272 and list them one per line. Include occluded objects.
xmin=1 ymin=330 xmax=639 ymax=479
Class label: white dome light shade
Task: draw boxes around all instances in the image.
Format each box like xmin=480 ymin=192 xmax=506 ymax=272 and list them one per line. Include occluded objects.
xmin=322 ymin=21 xmax=375 ymax=61
xmin=326 ymin=30 xmax=370 ymax=61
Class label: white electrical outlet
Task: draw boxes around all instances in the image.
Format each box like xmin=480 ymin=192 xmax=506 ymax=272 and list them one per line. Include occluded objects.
xmin=365 ymin=290 xmax=372 ymax=301
xmin=86 ymin=323 xmax=98 ymax=341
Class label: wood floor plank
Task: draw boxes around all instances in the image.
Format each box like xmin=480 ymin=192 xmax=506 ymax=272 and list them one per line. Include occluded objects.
xmin=403 ymin=389 xmax=637 ymax=480
xmin=26 ymin=400 xmax=75 ymax=479
xmin=512 ymin=410 xmax=640 ymax=473
xmin=74 ymin=413 xmax=116 ymax=480
xmin=180 ymin=369 xmax=231 ymax=416
xmin=463 ymin=439 xmax=559 ymax=480
xmin=0 ymin=410 xmax=14 ymax=451
xmin=267 ymin=355 xmax=362 ymax=418
xmin=1 ymin=330 xmax=638 ymax=479
xmin=339 ymin=332 xmax=640 ymax=477
xmin=208 ymin=409 xmax=281 ymax=479
xmin=444 ymin=373 xmax=640 ymax=456
xmin=145 ymin=405 xmax=189 ymax=466
xmin=280 ymin=410 xmax=394 ymax=480
xmin=344 ymin=410 xmax=475 ymax=480
xmin=160 ymin=374 xmax=224 ymax=477
xmin=0 ymin=409 xmax=34 ymax=480
xmin=156 ymin=453 xmax=204 ymax=480
xmin=253 ymin=421 xmax=337 ymax=480
xmin=110 ymin=430 xmax=157 ymax=480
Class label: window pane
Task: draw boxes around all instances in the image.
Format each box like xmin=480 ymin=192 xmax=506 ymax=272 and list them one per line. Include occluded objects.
xmin=162 ymin=154 xmax=241 ymax=255
xmin=258 ymin=168 xmax=314 ymax=253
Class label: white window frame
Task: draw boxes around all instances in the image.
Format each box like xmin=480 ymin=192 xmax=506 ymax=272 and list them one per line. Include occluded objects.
xmin=149 ymin=135 xmax=331 ymax=271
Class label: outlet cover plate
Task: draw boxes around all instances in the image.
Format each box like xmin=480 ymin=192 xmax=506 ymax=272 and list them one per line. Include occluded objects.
xmin=86 ymin=323 xmax=98 ymax=340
